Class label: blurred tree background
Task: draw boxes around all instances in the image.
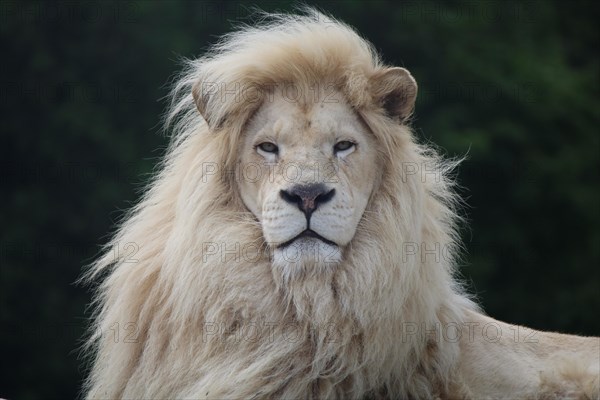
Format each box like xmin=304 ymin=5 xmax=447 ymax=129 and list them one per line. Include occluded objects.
xmin=1 ymin=0 xmax=598 ymax=398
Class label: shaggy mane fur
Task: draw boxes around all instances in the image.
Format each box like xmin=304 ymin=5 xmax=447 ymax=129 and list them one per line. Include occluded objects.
xmin=83 ymin=9 xmax=480 ymax=399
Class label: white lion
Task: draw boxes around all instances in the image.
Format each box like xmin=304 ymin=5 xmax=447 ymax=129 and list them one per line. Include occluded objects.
xmin=83 ymin=9 xmax=599 ymax=399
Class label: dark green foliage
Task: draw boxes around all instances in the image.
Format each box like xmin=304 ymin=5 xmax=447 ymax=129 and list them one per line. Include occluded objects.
xmin=1 ymin=1 xmax=598 ymax=398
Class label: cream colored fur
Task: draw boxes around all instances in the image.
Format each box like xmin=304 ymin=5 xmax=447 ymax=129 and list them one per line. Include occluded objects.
xmin=82 ymin=9 xmax=599 ymax=399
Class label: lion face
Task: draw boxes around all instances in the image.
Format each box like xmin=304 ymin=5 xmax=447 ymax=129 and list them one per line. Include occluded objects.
xmin=236 ymin=85 xmax=380 ymax=269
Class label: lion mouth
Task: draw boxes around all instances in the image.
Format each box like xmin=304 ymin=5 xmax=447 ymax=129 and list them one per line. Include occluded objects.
xmin=278 ymin=229 xmax=337 ymax=249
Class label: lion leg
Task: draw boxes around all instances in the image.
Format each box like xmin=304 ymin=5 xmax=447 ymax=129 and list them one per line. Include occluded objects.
xmin=457 ymin=310 xmax=600 ymax=399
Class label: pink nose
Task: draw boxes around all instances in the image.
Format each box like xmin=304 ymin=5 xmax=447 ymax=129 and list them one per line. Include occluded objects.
xmin=280 ymin=184 xmax=336 ymax=219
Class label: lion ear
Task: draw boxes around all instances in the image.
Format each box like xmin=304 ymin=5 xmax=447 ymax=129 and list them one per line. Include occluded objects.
xmin=369 ymin=67 xmax=418 ymax=122
xmin=192 ymin=80 xmax=264 ymax=130
xmin=191 ymin=80 xmax=216 ymax=128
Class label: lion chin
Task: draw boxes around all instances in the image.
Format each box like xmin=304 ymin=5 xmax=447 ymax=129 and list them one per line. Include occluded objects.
xmin=272 ymin=235 xmax=342 ymax=279
xmin=82 ymin=8 xmax=600 ymax=400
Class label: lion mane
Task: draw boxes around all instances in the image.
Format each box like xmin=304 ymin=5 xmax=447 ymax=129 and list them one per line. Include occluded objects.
xmin=83 ymin=9 xmax=599 ymax=400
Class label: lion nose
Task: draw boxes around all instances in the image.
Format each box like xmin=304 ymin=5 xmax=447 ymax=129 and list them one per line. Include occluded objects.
xmin=280 ymin=184 xmax=336 ymax=218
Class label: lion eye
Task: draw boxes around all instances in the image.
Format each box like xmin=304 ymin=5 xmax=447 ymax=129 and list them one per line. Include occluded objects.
xmin=257 ymin=142 xmax=279 ymax=154
xmin=333 ymin=140 xmax=355 ymax=154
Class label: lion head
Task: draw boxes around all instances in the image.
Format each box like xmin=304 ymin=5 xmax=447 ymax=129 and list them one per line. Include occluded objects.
xmin=188 ymin=35 xmax=418 ymax=277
